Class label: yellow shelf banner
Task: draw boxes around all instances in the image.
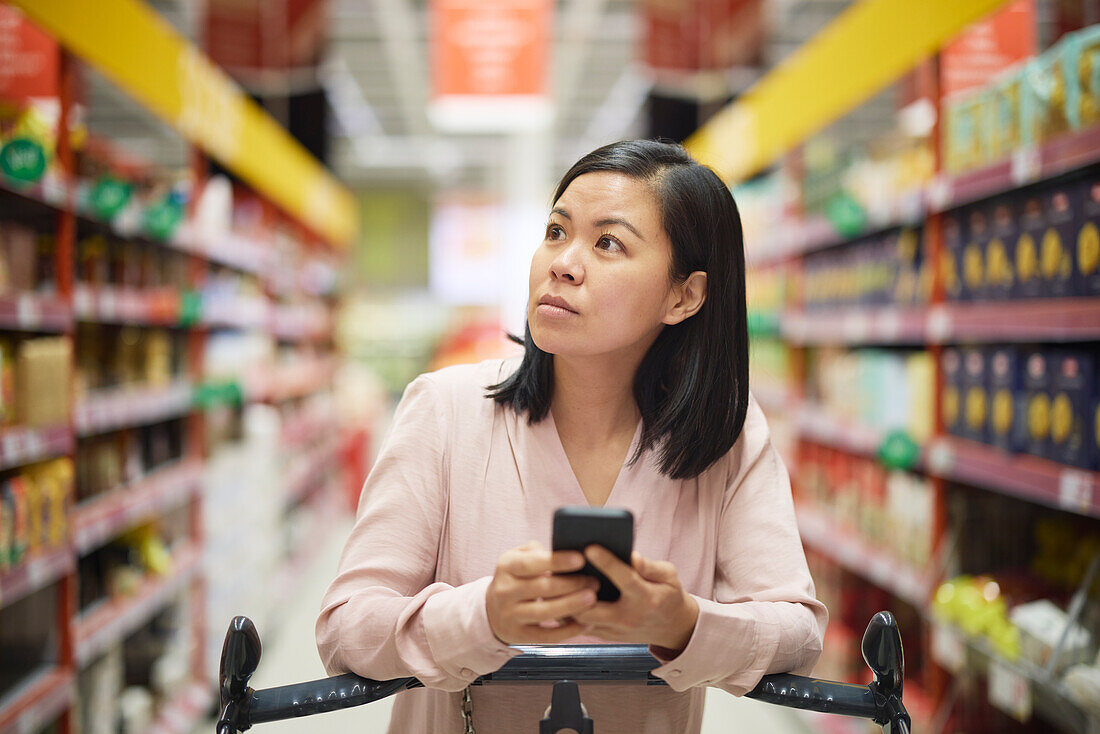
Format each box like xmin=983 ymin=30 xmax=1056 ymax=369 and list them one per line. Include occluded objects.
xmin=10 ymin=0 xmax=357 ymax=247
xmin=686 ymin=0 xmax=1012 ymax=184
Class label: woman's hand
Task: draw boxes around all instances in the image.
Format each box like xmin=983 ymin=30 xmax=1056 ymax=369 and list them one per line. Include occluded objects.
xmin=572 ymin=547 xmax=699 ymax=654
xmin=486 ymin=541 xmax=600 ymax=644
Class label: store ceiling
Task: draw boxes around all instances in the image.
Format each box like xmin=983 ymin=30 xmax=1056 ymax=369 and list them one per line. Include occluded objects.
xmin=79 ymin=0 xmax=894 ymax=192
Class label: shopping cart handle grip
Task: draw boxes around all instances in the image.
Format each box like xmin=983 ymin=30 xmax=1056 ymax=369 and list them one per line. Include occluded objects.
xmin=217 ymin=612 xmax=909 ymax=733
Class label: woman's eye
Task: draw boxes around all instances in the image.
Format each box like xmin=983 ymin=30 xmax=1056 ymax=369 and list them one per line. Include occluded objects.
xmin=596 ymin=235 xmax=623 ymax=253
xmin=545 ymin=224 xmax=565 ymax=240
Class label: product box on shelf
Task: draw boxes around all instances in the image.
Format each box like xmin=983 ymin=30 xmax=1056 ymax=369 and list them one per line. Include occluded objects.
xmin=15 ymin=336 xmax=72 ymax=427
xmin=942 ymin=348 xmax=964 ymax=438
xmin=986 ymin=198 xmax=1017 ymax=300
xmin=1042 ymin=183 xmax=1077 ymax=298
xmin=0 ymin=220 xmax=38 ymax=293
xmin=962 ymin=348 xmax=989 ymax=444
xmin=1075 ymin=174 xmax=1100 ymax=296
xmin=1024 ymin=349 xmax=1053 ymax=460
xmin=963 ymin=208 xmax=990 ymax=301
xmin=987 ymin=345 xmax=1027 ymax=454
xmin=1059 ymin=24 xmax=1100 ymax=133
xmin=1016 ymin=191 xmax=1046 ymax=300
xmin=942 ymin=211 xmax=965 ymax=301
xmin=1049 ymin=349 xmax=1097 ymax=469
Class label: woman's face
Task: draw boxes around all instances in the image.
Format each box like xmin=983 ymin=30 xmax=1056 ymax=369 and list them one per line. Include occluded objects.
xmin=528 ymin=171 xmax=683 ymax=360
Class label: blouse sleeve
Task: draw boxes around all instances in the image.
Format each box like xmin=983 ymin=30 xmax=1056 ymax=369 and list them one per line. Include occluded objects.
xmin=315 ymin=375 xmax=516 ymax=692
xmin=649 ymin=397 xmax=828 ymax=694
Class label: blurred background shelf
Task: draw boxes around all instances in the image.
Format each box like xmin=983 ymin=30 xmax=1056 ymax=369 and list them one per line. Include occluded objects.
xmin=0 ymin=667 xmax=75 ymax=734
xmin=0 ymin=424 xmax=73 ymax=471
xmin=74 ymin=543 xmax=201 ymax=666
xmin=0 ymin=548 xmax=74 ymax=611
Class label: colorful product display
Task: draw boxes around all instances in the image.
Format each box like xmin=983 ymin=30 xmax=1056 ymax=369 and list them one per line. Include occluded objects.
xmin=943 ymin=344 xmax=1099 ymax=469
xmin=802 ymin=228 xmax=931 ymax=310
xmin=0 ymin=458 xmax=74 ymax=569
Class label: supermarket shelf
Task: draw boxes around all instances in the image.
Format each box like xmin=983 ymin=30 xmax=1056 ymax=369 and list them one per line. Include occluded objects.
xmin=72 ymin=459 xmax=203 ymax=555
xmin=202 ymin=295 xmax=271 ymax=330
xmin=929 ymin=125 xmax=1100 ymax=212
xmin=797 ymin=505 xmax=934 ymax=609
xmin=0 ymin=293 xmax=73 ymax=332
xmin=935 ymin=621 xmax=1096 ymax=734
xmin=748 ymin=190 xmax=925 ymax=267
xmin=783 ymin=300 xmax=1100 ymax=345
xmin=925 ymin=437 xmax=1100 ymax=519
xmin=74 ymin=283 xmax=182 ymax=326
xmin=925 ymin=300 xmax=1100 ymax=343
xmin=0 ymin=424 xmax=73 ymax=471
xmin=147 ymin=681 xmax=214 ymax=734
xmin=0 ymin=547 xmax=74 ymax=611
xmin=0 ymin=175 xmax=70 ymax=217
xmin=285 ymin=439 xmax=340 ymax=509
xmin=270 ymin=304 xmax=331 ymax=342
xmin=253 ymin=358 xmax=336 ymax=403
xmin=74 ymin=543 xmax=201 ymax=666
xmin=796 ymin=402 xmax=898 ymax=460
xmin=0 ymin=666 xmax=76 ymax=734
xmin=782 ymin=307 xmax=928 ymax=345
xmin=74 ymin=379 xmax=194 ymax=436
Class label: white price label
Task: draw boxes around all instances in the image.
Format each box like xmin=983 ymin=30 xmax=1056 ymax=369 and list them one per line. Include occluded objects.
xmin=74 ymin=286 xmax=93 ymax=317
xmin=926 ymin=305 xmax=952 ymax=343
xmin=2 ymin=432 xmax=20 ymax=464
xmin=988 ymin=660 xmax=1031 ymax=722
xmin=927 ymin=440 xmax=956 ymax=475
xmin=1010 ymin=147 xmax=1041 ymax=186
xmin=1058 ymin=470 xmax=1094 ymax=513
xmin=843 ymin=312 xmax=871 ymax=342
xmin=17 ymin=294 xmax=41 ymax=328
xmin=927 ymin=175 xmax=953 ymax=212
xmin=877 ymin=310 xmax=902 ymax=341
xmin=931 ymin=622 xmax=966 ymax=673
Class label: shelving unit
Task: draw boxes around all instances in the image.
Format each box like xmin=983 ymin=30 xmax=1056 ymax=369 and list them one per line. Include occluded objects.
xmin=691 ymin=2 xmax=1100 ymax=732
xmin=0 ymin=3 xmax=357 ymax=733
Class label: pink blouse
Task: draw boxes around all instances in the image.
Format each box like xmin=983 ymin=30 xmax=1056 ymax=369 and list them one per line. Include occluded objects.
xmin=316 ymin=358 xmax=827 ymax=734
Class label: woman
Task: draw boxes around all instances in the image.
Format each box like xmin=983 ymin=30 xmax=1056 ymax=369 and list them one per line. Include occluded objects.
xmin=316 ymin=140 xmax=827 ymax=733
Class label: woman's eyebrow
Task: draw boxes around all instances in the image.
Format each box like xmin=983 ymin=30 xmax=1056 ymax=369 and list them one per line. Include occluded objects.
xmin=550 ymin=208 xmax=645 ymax=241
xmin=594 ymin=217 xmax=645 ymax=241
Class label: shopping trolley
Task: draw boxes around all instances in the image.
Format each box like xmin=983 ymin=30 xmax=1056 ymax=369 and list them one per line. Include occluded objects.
xmin=214 ymin=610 xmax=911 ymax=733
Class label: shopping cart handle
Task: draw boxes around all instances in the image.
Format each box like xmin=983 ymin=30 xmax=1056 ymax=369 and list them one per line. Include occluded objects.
xmin=216 ymin=612 xmax=910 ymax=733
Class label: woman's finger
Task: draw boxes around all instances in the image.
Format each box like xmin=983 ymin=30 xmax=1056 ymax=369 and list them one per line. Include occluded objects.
xmin=512 ymin=588 xmax=597 ymax=625
xmin=632 ymin=553 xmax=679 ymax=585
xmin=526 ymin=573 xmax=598 ymax=600
xmin=503 ymin=547 xmax=582 ymax=578
xmin=583 ymin=546 xmax=638 ymax=593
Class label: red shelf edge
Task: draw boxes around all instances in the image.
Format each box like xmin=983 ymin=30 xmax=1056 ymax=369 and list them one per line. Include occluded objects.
xmin=74 ymin=544 xmax=201 ymax=666
xmin=0 ymin=424 xmax=74 ymax=471
xmin=797 ymin=505 xmax=933 ymax=610
xmin=927 ymin=437 xmax=1100 ymax=518
xmin=0 ymin=667 xmax=75 ymax=734
xmin=783 ymin=300 xmax=1100 ymax=345
xmin=0 ymin=547 xmax=75 ymax=611
xmin=72 ymin=459 xmax=203 ymax=555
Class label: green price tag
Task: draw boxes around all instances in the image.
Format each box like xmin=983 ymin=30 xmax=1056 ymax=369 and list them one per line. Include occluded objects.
xmin=877 ymin=430 xmax=921 ymax=470
xmin=143 ymin=197 xmax=184 ymax=240
xmin=178 ymin=291 xmax=203 ymax=327
xmin=824 ymin=191 xmax=867 ymax=238
xmin=193 ymin=380 xmax=245 ymax=409
xmin=0 ymin=137 xmax=47 ymax=184
xmin=90 ymin=177 xmax=133 ymax=220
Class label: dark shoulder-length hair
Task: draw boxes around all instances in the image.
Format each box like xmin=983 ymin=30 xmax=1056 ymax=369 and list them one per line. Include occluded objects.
xmin=487 ymin=139 xmax=749 ymax=480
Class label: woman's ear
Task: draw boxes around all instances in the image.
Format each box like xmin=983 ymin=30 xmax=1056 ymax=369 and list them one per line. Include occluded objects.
xmin=662 ymin=271 xmax=707 ymax=326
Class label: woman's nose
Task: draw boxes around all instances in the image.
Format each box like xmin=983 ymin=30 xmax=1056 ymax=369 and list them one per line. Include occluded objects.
xmin=549 ymin=244 xmax=583 ymax=284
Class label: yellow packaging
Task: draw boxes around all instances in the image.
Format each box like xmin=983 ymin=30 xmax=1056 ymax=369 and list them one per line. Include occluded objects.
xmin=15 ymin=337 xmax=72 ymax=427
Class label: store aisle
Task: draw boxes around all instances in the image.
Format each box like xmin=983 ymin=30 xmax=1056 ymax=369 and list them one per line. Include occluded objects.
xmin=201 ymin=516 xmax=810 ymax=734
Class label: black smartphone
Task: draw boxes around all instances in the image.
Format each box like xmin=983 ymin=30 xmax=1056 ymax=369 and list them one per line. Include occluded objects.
xmin=552 ymin=506 xmax=634 ymax=602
